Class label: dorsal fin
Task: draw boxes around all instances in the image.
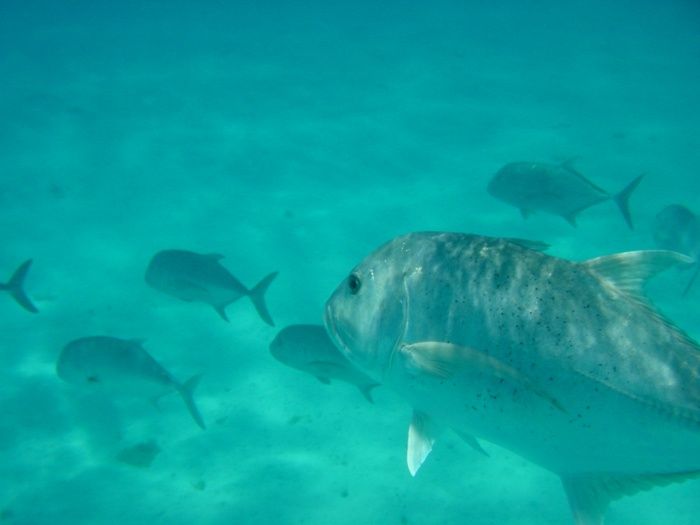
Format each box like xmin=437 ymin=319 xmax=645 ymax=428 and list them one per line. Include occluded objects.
xmin=560 ymin=158 xmax=608 ymax=194
xmin=562 ymin=471 xmax=700 ymax=525
xmin=583 ymin=250 xmax=692 ymax=303
xmin=504 ymin=238 xmax=550 ymax=252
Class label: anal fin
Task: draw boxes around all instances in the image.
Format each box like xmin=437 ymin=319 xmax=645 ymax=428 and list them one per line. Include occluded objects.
xmin=561 ymin=470 xmax=700 ymax=525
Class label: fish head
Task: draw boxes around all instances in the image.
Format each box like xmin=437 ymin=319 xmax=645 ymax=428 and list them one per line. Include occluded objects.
xmin=487 ymin=162 xmax=529 ymax=203
xmin=324 ymin=234 xmax=431 ymax=381
xmin=269 ymin=325 xmax=329 ymax=366
xmin=56 ymin=341 xmax=98 ymax=386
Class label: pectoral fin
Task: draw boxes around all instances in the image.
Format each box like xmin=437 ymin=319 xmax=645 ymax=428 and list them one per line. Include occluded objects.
xmin=407 ymin=410 xmax=440 ymax=476
xmin=401 ymin=342 xmax=565 ymax=412
xmin=401 ymin=341 xmax=461 ymax=378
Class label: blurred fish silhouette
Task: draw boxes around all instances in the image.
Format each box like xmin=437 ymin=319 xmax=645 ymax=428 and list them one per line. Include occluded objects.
xmin=0 ymin=259 xmax=38 ymax=313
xmin=653 ymin=204 xmax=700 ymax=295
xmin=270 ymin=324 xmax=379 ymax=402
xmin=145 ymin=249 xmax=278 ymax=325
xmin=488 ymin=161 xmax=643 ymax=228
xmin=57 ymin=336 xmax=205 ymax=429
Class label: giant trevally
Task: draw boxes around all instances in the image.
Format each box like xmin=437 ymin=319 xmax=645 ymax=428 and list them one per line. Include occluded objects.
xmin=324 ymin=231 xmax=700 ymax=525
xmin=0 ymin=259 xmax=38 ymax=313
xmin=57 ymin=336 xmax=205 ymax=429
xmin=145 ymin=249 xmax=278 ymax=325
xmin=652 ymin=204 xmax=700 ymax=295
xmin=270 ymin=324 xmax=379 ymax=402
xmin=487 ymin=161 xmax=643 ymax=228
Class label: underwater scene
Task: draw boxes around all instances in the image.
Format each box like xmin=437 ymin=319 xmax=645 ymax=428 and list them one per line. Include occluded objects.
xmin=2 ymin=1 xmax=700 ymax=524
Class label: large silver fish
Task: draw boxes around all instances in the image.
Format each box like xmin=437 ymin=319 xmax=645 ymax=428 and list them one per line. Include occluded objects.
xmin=487 ymin=161 xmax=643 ymax=228
xmin=324 ymin=231 xmax=700 ymax=525
xmin=0 ymin=259 xmax=38 ymax=313
xmin=57 ymin=336 xmax=205 ymax=429
xmin=270 ymin=324 xmax=379 ymax=402
xmin=145 ymin=249 xmax=278 ymax=325
xmin=653 ymin=204 xmax=700 ymax=295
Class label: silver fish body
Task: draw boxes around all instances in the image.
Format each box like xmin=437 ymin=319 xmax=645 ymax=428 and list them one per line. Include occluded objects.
xmin=57 ymin=336 xmax=205 ymax=429
xmin=145 ymin=249 xmax=277 ymax=325
xmin=270 ymin=324 xmax=379 ymax=402
xmin=324 ymin=231 xmax=700 ymax=524
xmin=488 ymin=161 xmax=642 ymax=228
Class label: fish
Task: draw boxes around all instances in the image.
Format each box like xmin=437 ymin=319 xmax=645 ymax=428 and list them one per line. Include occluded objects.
xmin=0 ymin=259 xmax=38 ymax=313
xmin=652 ymin=204 xmax=700 ymax=295
xmin=116 ymin=440 xmax=161 ymax=468
xmin=145 ymin=249 xmax=278 ymax=325
xmin=324 ymin=231 xmax=700 ymax=525
xmin=56 ymin=336 xmax=205 ymax=429
xmin=487 ymin=161 xmax=643 ymax=228
xmin=270 ymin=324 xmax=379 ymax=402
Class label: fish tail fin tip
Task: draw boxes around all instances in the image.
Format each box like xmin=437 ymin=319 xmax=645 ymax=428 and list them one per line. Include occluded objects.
xmin=360 ymin=383 xmax=380 ymax=403
xmin=249 ymin=271 xmax=278 ymax=326
xmin=179 ymin=374 xmax=205 ymax=430
xmin=613 ymin=174 xmax=644 ymax=229
xmin=214 ymin=304 xmax=230 ymax=322
xmin=2 ymin=259 xmax=38 ymax=313
xmin=682 ymin=263 xmax=700 ymax=296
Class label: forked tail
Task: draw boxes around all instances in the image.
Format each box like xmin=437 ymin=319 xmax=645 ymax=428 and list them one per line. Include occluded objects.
xmin=0 ymin=259 xmax=38 ymax=313
xmin=249 ymin=271 xmax=278 ymax=326
xmin=178 ymin=375 xmax=205 ymax=430
xmin=612 ymin=174 xmax=644 ymax=229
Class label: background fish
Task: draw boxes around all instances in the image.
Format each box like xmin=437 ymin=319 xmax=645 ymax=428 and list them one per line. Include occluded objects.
xmin=0 ymin=259 xmax=38 ymax=313
xmin=487 ymin=161 xmax=643 ymax=228
xmin=57 ymin=335 xmax=205 ymax=429
xmin=145 ymin=249 xmax=278 ymax=325
xmin=270 ymin=324 xmax=379 ymax=402
xmin=652 ymin=204 xmax=700 ymax=295
xmin=324 ymin=231 xmax=700 ymax=525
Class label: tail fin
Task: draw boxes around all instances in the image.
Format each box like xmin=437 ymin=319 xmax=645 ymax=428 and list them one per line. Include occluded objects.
xmin=612 ymin=175 xmax=644 ymax=230
xmin=178 ymin=375 xmax=205 ymax=430
xmin=248 ymin=271 xmax=278 ymax=326
xmin=359 ymin=383 xmax=380 ymax=403
xmin=0 ymin=260 xmax=38 ymax=313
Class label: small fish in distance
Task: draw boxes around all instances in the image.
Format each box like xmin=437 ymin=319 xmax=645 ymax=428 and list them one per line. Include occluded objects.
xmin=652 ymin=204 xmax=700 ymax=295
xmin=57 ymin=335 xmax=205 ymax=429
xmin=487 ymin=160 xmax=643 ymax=228
xmin=270 ymin=324 xmax=379 ymax=402
xmin=145 ymin=249 xmax=278 ymax=325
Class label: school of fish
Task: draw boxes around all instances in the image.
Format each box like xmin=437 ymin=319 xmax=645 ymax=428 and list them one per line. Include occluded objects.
xmin=5 ymin=161 xmax=700 ymax=525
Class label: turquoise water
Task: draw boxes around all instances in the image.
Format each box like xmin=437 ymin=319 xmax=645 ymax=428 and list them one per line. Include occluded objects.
xmin=1 ymin=1 xmax=699 ymax=523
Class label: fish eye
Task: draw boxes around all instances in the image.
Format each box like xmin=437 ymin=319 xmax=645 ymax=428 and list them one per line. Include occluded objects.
xmin=347 ymin=273 xmax=362 ymax=294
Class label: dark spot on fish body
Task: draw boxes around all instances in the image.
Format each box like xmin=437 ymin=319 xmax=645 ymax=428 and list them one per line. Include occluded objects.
xmin=86 ymin=375 xmax=100 ymax=383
